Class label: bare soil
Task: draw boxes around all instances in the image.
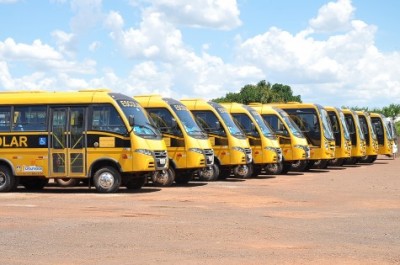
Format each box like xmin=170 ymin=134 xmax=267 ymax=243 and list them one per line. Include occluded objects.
xmin=1 ymin=156 xmax=399 ymax=265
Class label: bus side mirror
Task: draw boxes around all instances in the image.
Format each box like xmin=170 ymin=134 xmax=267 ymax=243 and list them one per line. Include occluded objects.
xmin=129 ymin=115 xmax=135 ymax=126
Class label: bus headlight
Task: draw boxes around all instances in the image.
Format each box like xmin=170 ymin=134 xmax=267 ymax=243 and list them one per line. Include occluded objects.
xmin=135 ymin=149 xmax=153 ymax=156
xmin=232 ymin=146 xmax=246 ymax=153
xmin=189 ymin=148 xmax=204 ymax=154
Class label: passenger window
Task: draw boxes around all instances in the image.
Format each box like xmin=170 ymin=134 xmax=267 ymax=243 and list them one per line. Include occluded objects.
xmin=92 ymin=105 xmax=127 ymax=134
xmin=0 ymin=107 xmax=11 ymax=131
xmin=13 ymin=106 xmax=47 ymax=131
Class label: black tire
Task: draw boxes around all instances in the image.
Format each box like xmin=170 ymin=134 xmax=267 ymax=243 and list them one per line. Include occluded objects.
xmin=174 ymin=172 xmax=192 ymax=184
xmin=313 ymin=159 xmax=329 ymax=169
xmin=329 ymin=158 xmax=345 ymax=166
xmin=280 ymin=164 xmax=291 ymax=174
xmin=21 ymin=178 xmax=49 ymax=191
xmin=345 ymin=157 xmax=358 ymax=165
xmin=233 ymin=164 xmax=250 ymax=178
xmin=218 ymin=168 xmax=231 ymax=180
xmin=199 ymin=164 xmax=219 ymax=181
xmin=55 ymin=178 xmax=80 ymax=187
xmin=152 ymin=168 xmax=174 ymax=186
xmin=290 ymin=160 xmax=309 ymax=172
xmin=252 ymin=166 xmax=262 ymax=177
xmin=125 ymin=176 xmax=146 ymax=190
xmin=93 ymin=167 xmax=121 ymax=193
xmin=359 ymin=155 xmax=377 ymax=164
xmin=367 ymin=155 xmax=377 ymax=163
xmin=0 ymin=165 xmax=17 ymax=192
xmin=303 ymin=160 xmax=315 ymax=171
xmin=265 ymin=162 xmax=283 ymax=175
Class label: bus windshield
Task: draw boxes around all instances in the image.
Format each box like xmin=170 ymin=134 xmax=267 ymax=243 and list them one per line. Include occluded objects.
xmin=170 ymin=103 xmax=208 ymax=139
xmin=319 ymin=108 xmax=335 ymax=141
xmin=209 ymin=102 xmax=246 ymax=139
xmin=367 ymin=116 xmax=377 ymax=140
xmin=353 ymin=112 xmax=365 ymax=141
xmin=338 ymin=110 xmax=351 ymax=140
xmin=117 ymin=100 xmax=162 ymax=139
xmin=274 ymin=108 xmax=305 ymax=138
xmin=245 ymin=106 xmax=275 ymax=138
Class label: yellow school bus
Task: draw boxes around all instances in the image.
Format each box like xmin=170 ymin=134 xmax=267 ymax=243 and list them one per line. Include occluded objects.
xmin=221 ymin=103 xmax=283 ymax=176
xmin=357 ymin=111 xmax=379 ymax=163
xmin=181 ymin=99 xmax=252 ymax=179
xmin=0 ymin=90 xmax=168 ymax=193
xmin=249 ymin=104 xmax=310 ymax=172
xmin=134 ymin=95 xmax=215 ymax=184
xmin=341 ymin=109 xmax=367 ymax=164
xmin=268 ymin=102 xmax=335 ymax=170
xmin=370 ymin=113 xmax=394 ymax=157
xmin=325 ymin=107 xmax=352 ymax=166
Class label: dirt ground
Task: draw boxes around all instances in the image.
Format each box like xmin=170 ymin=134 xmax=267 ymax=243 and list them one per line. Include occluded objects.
xmin=1 ymin=156 xmax=399 ymax=265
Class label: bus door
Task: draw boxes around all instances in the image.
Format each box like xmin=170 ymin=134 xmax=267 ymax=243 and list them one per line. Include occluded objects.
xmin=50 ymin=107 xmax=87 ymax=177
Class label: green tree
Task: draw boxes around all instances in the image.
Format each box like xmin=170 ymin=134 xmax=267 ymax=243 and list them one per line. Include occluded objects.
xmin=213 ymin=80 xmax=301 ymax=104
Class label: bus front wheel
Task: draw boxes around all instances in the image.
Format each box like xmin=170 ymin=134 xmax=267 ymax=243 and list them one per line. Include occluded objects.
xmin=152 ymin=168 xmax=175 ymax=186
xmin=93 ymin=167 xmax=121 ymax=193
xmin=265 ymin=162 xmax=283 ymax=175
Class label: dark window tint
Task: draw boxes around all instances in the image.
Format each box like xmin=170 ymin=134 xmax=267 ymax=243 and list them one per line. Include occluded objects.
xmin=13 ymin=106 xmax=47 ymax=131
xmin=0 ymin=107 xmax=11 ymax=131
xmin=91 ymin=105 xmax=127 ymax=134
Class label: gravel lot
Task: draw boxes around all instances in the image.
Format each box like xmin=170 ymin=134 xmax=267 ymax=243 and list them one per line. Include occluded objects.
xmin=1 ymin=156 xmax=399 ymax=265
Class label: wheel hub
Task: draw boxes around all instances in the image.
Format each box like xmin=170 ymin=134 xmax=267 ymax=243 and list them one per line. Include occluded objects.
xmin=154 ymin=170 xmax=169 ymax=185
xmin=98 ymin=172 xmax=114 ymax=189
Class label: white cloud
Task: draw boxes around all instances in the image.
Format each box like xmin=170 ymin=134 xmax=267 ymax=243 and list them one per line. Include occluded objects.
xmin=234 ymin=0 xmax=400 ymax=107
xmin=309 ymin=0 xmax=355 ymax=33
xmin=0 ymin=0 xmax=19 ymax=3
xmin=148 ymin=0 xmax=242 ymax=30
xmin=51 ymin=30 xmax=76 ymax=57
xmin=70 ymin=0 xmax=103 ymax=34
xmin=0 ymin=38 xmax=96 ymax=75
xmin=89 ymin=41 xmax=101 ymax=52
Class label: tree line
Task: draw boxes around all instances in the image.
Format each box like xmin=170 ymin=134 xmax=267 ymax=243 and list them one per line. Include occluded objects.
xmin=212 ymin=80 xmax=400 ymax=134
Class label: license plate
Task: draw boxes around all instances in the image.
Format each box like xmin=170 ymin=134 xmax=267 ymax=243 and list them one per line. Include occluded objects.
xmin=159 ymin=158 xmax=166 ymax=165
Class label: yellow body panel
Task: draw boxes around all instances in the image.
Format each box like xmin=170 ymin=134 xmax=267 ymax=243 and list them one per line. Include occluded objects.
xmin=181 ymin=99 xmax=252 ymax=168
xmin=370 ymin=113 xmax=394 ymax=156
xmin=342 ymin=109 xmax=367 ymax=158
xmin=356 ymin=111 xmax=378 ymax=156
xmin=0 ymin=90 xmax=168 ymax=181
xmin=325 ymin=107 xmax=352 ymax=159
xmin=134 ymin=95 xmax=214 ymax=171
xmin=266 ymin=102 xmax=335 ymax=161
xmin=250 ymin=104 xmax=310 ymax=162
xmin=221 ymin=103 xmax=281 ymax=165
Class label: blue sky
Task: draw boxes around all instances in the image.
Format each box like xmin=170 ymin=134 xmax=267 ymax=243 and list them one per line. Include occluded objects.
xmin=0 ymin=0 xmax=399 ymax=108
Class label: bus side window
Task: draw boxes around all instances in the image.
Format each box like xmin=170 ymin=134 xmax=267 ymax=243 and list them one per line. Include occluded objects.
xmin=0 ymin=107 xmax=11 ymax=132
xmin=12 ymin=106 xmax=47 ymax=132
xmin=91 ymin=105 xmax=127 ymax=134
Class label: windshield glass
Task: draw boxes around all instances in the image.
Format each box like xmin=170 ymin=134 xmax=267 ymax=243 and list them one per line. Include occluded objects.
xmin=170 ymin=103 xmax=207 ymax=139
xmin=319 ymin=107 xmax=335 ymax=140
xmin=338 ymin=110 xmax=351 ymax=140
xmin=245 ymin=106 xmax=275 ymax=138
xmin=275 ymin=108 xmax=304 ymax=138
xmin=381 ymin=115 xmax=394 ymax=140
xmin=209 ymin=102 xmax=246 ymax=139
xmin=353 ymin=111 xmax=365 ymax=141
xmin=367 ymin=116 xmax=377 ymax=139
xmin=117 ymin=100 xmax=162 ymax=139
